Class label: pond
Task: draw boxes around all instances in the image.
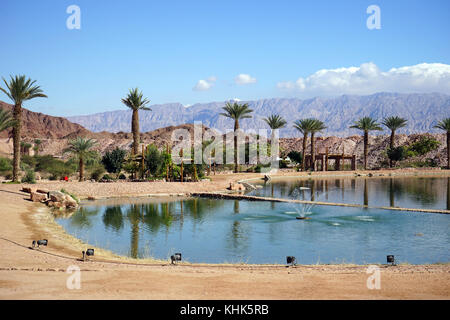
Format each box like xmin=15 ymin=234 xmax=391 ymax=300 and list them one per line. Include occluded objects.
xmin=54 ymin=176 xmax=450 ymax=265
xmin=248 ymin=176 xmax=450 ymax=211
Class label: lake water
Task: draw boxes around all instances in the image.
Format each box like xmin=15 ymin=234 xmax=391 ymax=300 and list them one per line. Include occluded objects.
xmin=54 ymin=176 xmax=450 ymax=265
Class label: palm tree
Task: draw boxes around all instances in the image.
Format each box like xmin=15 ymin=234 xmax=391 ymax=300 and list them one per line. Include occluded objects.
xmin=382 ymin=116 xmax=407 ymax=167
xmin=33 ymin=139 xmax=42 ymax=156
xmin=220 ymin=102 xmax=253 ymax=172
xmin=293 ymin=118 xmax=316 ymax=171
xmin=63 ymin=137 xmax=98 ymax=181
xmin=434 ymin=118 xmax=450 ymax=169
xmin=263 ymin=114 xmax=287 ymax=168
xmin=309 ymin=119 xmax=327 ymax=171
xmin=350 ymin=117 xmax=382 ymax=170
xmin=121 ymin=88 xmax=151 ymax=155
xmin=0 ymin=108 xmax=16 ymax=133
xmin=0 ymin=75 xmax=47 ymax=181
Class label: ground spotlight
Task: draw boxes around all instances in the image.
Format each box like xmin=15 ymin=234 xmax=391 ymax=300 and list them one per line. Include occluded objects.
xmin=32 ymin=239 xmax=48 ymax=249
xmin=82 ymin=248 xmax=95 ymax=261
xmin=387 ymin=255 xmax=395 ymax=266
xmin=171 ymin=252 xmax=182 ymax=264
xmin=286 ymin=256 xmax=297 ymax=266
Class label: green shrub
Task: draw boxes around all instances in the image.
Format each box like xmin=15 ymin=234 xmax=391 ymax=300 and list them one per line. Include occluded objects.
xmin=90 ymin=165 xmax=106 ymax=181
xmin=408 ymin=136 xmax=440 ymax=156
xmin=21 ymin=169 xmax=36 ymax=184
xmin=0 ymin=157 xmax=12 ymax=173
xmin=102 ymin=174 xmax=114 ymax=181
xmin=102 ymin=147 xmax=127 ymax=174
xmin=118 ymin=173 xmax=126 ymax=180
xmin=287 ymin=151 xmax=302 ymax=165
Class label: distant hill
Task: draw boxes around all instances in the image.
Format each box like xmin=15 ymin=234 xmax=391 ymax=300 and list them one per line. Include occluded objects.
xmin=67 ymin=92 xmax=450 ymax=137
xmin=0 ymin=101 xmax=90 ymax=139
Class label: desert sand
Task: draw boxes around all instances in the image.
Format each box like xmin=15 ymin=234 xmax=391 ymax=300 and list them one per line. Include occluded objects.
xmin=0 ymin=170 xmax=449 ymax=300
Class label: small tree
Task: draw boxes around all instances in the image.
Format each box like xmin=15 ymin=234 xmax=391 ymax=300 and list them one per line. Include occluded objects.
xmin=102 ymin=147 xmax=127 ymax=176
xmin=63 ymin=137 xmax=98 ymax=181
xmin=145 ymin=144 xmax=164 ymax=177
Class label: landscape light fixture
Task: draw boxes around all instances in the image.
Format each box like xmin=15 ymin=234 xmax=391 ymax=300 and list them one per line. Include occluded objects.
xmin=387 ymin=255 xmax=395 ymax=266
xmin=286 ymin=256 xmax=297 ymax=266
xmin=32 ymin=239 xmax=48 ymax=249
xmin=82 ymin=248 xmax=95 ymax=261
xmin=171 ymin=252 xmax=182 ymax=264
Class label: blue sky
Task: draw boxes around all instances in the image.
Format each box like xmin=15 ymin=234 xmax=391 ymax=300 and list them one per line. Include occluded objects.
xmin=1 ymin=0 xmax=449 ymax=116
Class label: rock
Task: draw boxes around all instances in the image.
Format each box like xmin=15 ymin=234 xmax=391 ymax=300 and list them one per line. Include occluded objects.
xmin=22 ymin=187 xmax=35 ymax=194
xmin=49 ymin=191 xmax=65 ymax=202
xmin=63 ymin=195 xmax=78 ymax=208
xmin=36 ymin=188 xmax=49 ymax=194
xmin=47 ymin=201 xmax=54 ymax=207
xmin=30 ymin=192 xmax=47 ymax=202
xmin=227 ymin=182 xmax=246 ymax=191
xmin=87 ymin=196 xmax=96 ymax=201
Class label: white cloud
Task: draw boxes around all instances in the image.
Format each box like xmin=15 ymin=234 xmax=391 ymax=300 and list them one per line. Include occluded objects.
xmin=193 ymin=76 xmax=217 ymax=91
xmin=235 ymin=73 xmax=257 ymax=85
xmin=277 ymin=62 xmax=450 ymax=97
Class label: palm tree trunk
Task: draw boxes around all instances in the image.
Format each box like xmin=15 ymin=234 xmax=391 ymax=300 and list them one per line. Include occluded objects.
xmin=132 ymin=110 xmax=139 ymax=155
xmin=12 ymin=103 xmax=22 ymax=182
xmin=364 ymin=131 xmax=369 ymax=170
xmin=310 ymin=132 xmax=315 ymax=171
xmin=447 ymin=131 xmax=450 ymax=170
xmin=79 ymin=156 xmax=84 ymax=182
xmin=389 ymin=130 xmax=395 ymax=168
xmin=302 ymin=133 xmax=307 ymax=171
xmin=234 ymin=119 xmax=239 ymax=173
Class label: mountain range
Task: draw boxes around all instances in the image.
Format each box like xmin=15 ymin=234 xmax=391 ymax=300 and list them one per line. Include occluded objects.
xmin=67 ymin=92 xmax=450 ymax=137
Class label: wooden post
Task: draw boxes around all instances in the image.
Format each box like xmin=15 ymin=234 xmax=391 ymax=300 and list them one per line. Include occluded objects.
xmin=325 ymin=147 xmax=329 ymax=171
xmin=180 ymin=149 xmax=184 ymax=182
xmin=341 ymin=146 xmax=345 ymax=171
xmin=166 ymin=144 xmax=169 ymax=181
xmin=141 ymin=145 xmax=145 ymax=179
xmin=351 ymin=154 xmax=356 ymax=171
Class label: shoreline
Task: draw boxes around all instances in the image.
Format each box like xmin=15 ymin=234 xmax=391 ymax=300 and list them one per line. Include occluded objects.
xmin=1 ymin=169 xmax=449 ymax=299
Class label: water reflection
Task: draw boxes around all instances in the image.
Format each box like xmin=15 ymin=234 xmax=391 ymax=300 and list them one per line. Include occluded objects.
xmin=249 ymin=176 xmax=449 ymax=210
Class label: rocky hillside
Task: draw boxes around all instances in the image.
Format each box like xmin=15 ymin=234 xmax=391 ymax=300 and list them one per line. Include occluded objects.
xmin=0 ymin=101 xmax=90 ymax=139
xmin=67 ymin=92 xmax=450 ymax=137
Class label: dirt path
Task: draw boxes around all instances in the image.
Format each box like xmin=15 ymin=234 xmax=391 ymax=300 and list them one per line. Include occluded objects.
xmin=0 ymin=171 xmax=449 ymax=299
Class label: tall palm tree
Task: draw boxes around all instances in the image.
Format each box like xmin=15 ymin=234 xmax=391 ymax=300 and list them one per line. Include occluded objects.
xmin=220 ymin=102 xmax=253 ymax=172
xmin=434 ymin=118 xmax=450 ymax=169
xmin=121 ymin=88 xmax=151 ymax=155
xmin=263 ymin=114 xmax=287 ymax=168
xmin=0 ymin=108 xmax=16 ymax=133
xmin=63 ymin=137 xmax=98 ymax=181
xmin=382 ymin=116 xmax=407 ymax=167
xmin=350 ymin=117 xmax=382 ymax=170
xmin=309 ymin=119 xmax=327 ymax=171
xmin=0 ymin=75 xmax=47 ymax=181
xmin=293 ymin=118 xmax=315 ymax=171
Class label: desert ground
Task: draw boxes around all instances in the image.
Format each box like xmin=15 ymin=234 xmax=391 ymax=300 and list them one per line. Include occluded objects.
xmin=0 ymin=170 xmax=449 ymax=300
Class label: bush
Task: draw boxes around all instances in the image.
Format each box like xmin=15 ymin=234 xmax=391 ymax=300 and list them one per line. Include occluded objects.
xmin=21 ymin=169 xmax=36 ymax=184
xmin=0 ymin=157 xmax=12 ymax=173
xmin=408 ymin=136 xmax=440 ymax=156
xmin=387 ymin=146 xmax=410 ymax=162
xmin=145 ymin=144 xmax=163 ymax=177
xmin=118 ymin=173 xmax=127 ymax=180
xmin=102 ymin=147 xmax=127 ymax=174
xmin=287 ymin=151 xmax=302 ymax=165
xmin=90 ymin=165 xmax=106 ymax=181
xmin=102 ymin=174 xmax=114 ymax=181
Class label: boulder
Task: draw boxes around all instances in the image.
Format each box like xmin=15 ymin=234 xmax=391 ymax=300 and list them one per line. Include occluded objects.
xmin=227 ymin=182 xmax=246 ymax=191
xmin=22 ymin=187 xmax=35 ymax=194
xmin=36 ymin=188 xmax=49 ymax=194
xmin=49 ymin=191 xmax=65 ymax=202
xmin=30 ymin=192 xmax=47 ymax=202
xmin=63 ymin=194 xmax=78 ymax=208
xmin=87 ymin=196 xmax=96 ymax=201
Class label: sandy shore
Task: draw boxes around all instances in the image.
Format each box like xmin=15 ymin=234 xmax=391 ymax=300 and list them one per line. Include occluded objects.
xmin=0 ymin=170 xmax=449 ymax=299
